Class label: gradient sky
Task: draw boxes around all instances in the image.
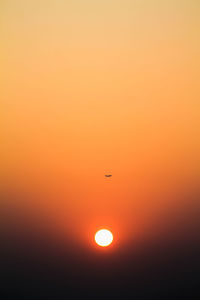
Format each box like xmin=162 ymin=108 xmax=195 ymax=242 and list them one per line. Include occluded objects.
xmin=1 ymin=0 xmax=200 ymax=248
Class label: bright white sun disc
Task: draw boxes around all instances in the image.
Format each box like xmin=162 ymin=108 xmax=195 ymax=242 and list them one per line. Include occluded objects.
xmin=95 ymin=229 xmax=113 ymax=247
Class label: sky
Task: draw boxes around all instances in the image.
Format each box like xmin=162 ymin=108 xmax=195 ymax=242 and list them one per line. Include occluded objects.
xmin=1 ymin=0 xmax=200 ymax=254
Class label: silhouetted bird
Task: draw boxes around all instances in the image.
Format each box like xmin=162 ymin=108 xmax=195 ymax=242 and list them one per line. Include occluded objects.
xmin=105 ymin=174 xmax=112 ymax=177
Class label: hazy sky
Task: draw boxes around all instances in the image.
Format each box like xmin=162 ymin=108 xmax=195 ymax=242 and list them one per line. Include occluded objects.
xmin=1 ymin=0 xmax=200 ymax=247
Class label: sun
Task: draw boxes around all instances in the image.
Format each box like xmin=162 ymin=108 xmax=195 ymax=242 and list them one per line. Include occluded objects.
xmin=94 ymin=229 xmax=113 ymax=247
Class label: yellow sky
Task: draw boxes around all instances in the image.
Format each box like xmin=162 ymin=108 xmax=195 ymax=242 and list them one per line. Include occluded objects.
xmin=1 ymin=0 xmax=200 ymax=247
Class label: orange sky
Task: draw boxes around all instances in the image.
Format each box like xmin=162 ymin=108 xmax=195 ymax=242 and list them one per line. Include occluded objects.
xmin=1 ymin=0 xmax=200 ymax=249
